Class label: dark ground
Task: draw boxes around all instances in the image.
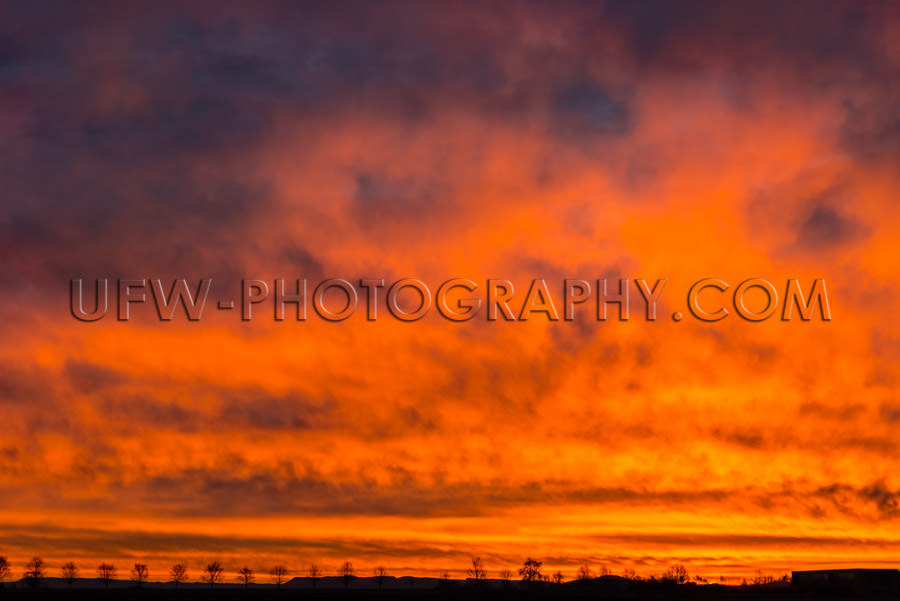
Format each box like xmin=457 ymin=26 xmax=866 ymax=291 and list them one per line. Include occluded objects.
xmin=0 ymin=586 xmax=890 ymax=601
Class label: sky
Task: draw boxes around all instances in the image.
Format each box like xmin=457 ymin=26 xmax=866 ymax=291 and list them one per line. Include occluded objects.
xmin=1 ymin=0 xmax=900 ymax=583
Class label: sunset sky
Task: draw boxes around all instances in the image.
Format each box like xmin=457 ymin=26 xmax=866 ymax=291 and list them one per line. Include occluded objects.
xmin=2 ymin=0 xmax=900 ymax=583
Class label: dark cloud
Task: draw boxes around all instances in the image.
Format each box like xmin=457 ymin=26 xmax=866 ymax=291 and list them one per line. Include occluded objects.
xmin=840 ymin=95 xmax=900 ymax=162
xmin=551 ymin=83 xmax=631 ymax=140
xmin=0 ymin=364 xmax=55 ymax=405
xmin=218 ymin=389 xmax=336 ymax=431
xmin=94 ymin=385 xmax=338 ymax=434
xmin=277 ymin=246 xmax=325 ymax=279
xmin=880 ymin=404 xmax=900 ymax=423
xmin=1 ymin=0 xmax=895 ymax=293
xmin=745 ymin=180 xmax=871 ymax=260
xmin=796 ymin=202 xmax=866 ymax=250
xmin=587 ymin=530 xmax=900 ymax=549
xmin=813 ymin=482 xmax=900 ymax=520
xmin=353 ymin=173 xmax=453 ymax=226
xmin=708 ymin=423 xmax=898 ymax=457
xmin=858 ymin=481 xmax=900 ymax=515
xmin=98 ymin=394 xmax=203 ymax=433
xmin=710 ymin=427 xmax=766 ymax=450
xmin=73 ymin=96 xmax=272 ymax=161
xmin=602 ymin=0 xmax=891 ymax=81
xmin=65 ymin=360 xmax=127 ymax=393
xmin=798 ymin=401 xmax=867 ymax=421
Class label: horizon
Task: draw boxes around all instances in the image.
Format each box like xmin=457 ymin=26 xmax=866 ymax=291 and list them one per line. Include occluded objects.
xmin=0 ymin=551 xmax=891 ymax=585
xmin=4 ymin=559 xmax=899 ymax=591
xmin=0 ymin=557 xmax=801 ymax=587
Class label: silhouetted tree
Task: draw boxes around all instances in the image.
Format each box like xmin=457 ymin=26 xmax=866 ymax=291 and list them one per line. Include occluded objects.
xmin=131 ymin=563 xmax=149 ymax=587
xmin=499 ymin=569 xmax=512 ymax=586
xmin=622 ymin=568 xmax=637 ymax=580
xmin=373 ymin=566 xmax=388 ymax=589
xmin=751 ymin=570 xmax=774 ymax=585
xmin=308 ymin=564 xmax=322 ymax=588
xmin=338 ymin=561 xmax=354 ymax=588
xmin=270 ymin=565 xmax=288 ymax=588
xmin=552 ymin=571 xmax=564 ymax=584
xmin=466 ymin=556 xmax=486 ymax=584
xmin=170 ymin=564 xmax=189 ymax=588
xmin=576 ymin=565 xmax=593 ymax=581
xmin=663 ymin=564 xmax=689 ymax=584
xmin=519 ymin=558 xmax=542 ymax=584
xmin=24 ymin=557 xmax=46 ymax=587
xmin=238 ymin=567 xmax=255 ymax=588
xmin=202 ymin=561 xmax=224 ymax=588
xmin=96 ymin=563 xmax=116 ymax=588
xmin=61 ymin=562 xmax=79 ymax=587
xmin=439 ymin=571 xmax=452 ymax=588
xmin=0 ymin=556 xmax=10 ymax=586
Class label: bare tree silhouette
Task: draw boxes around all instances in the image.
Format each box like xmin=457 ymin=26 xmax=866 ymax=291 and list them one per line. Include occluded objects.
xmin=131 ymin=563 xmax=149 ymax=587
xmin=0 ymin=557 xmax=10 ymax=586
xmin=202 ymin=561 xmax=224 ymax=588
xmin=96 ymin=563 xmax=116 ymax=588
xmin=576 ymin=565 xmax=593 ymax=581
xmin=663 ymin=564 xmax=689 ymax=584
xmin=519 ymin=558 xmax=542 ymax=584
xmin=552 ymin=571 xmax=564 ymax=584
xmin=499 ymin=569 xmax=512 ymax=586
xmin=338 ymin=561 xmax=354 ymax=588
xmin=24 ymin=557 xmax=46 ymax=588
xmin=270 ymin=565 xmax=288 ymax=588
xmin=170 ymin=564 xmax=189 ymax=588
xmin=308 ymin=564 xmax=322 ymax=588
xmin=373 ymin=566 xmax=388 ymax=589
xmin=751 ymin=570 xmax=775 ymax=585
xmin=622 ymin=567 xmax=637 ymax=580
xmin=465 ymin=556 xmax=486 ymax=584
xmin=61 ymin=562 xmax=79 ymax=587
xmin=238 ymin=567 xmax=255 ymax=588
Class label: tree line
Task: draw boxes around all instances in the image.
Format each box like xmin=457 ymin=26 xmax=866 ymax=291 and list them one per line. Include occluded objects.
xmin=464 ymin=556 xmax=693 ymax=586
xmin=0 ymin=557 xmax=301 ymax=589
xmin=0 ymin=554 xmax=777 ymax=589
